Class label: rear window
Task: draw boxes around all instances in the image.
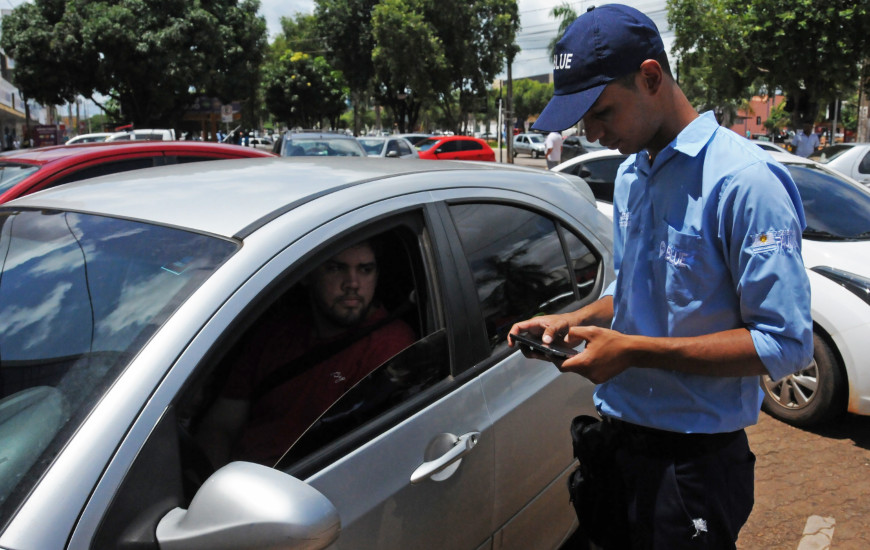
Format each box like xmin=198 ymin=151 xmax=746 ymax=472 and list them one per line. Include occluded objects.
xmin=282 ymin=138 xmax=365 ymax=157
xmin=416 ymin=138 xmax=441 ymax=152
xmin=0 ymin=210 xmax=237 ymax=525
xmin=0 ymin=164 xmax=40 ymax=195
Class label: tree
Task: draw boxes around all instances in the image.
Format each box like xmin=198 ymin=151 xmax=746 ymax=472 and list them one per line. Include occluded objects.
xmin=547 ymin=2 xmax=578 ymax=58
xmin=511 ymin=79 xmax=553 ymax=128
xmin=315 ymin=0 xmax=379 ymax=135
xmin=0 ymin=0 xmax=267 ymax=128
xmin=262 ymin=51 xmax=348 ymax=129
xmin=667 ymin=0 xmax=870 ymax=127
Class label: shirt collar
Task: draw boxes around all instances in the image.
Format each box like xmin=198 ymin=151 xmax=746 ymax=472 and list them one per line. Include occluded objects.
xmin=635 ymin=111 xmax=717 ymax=175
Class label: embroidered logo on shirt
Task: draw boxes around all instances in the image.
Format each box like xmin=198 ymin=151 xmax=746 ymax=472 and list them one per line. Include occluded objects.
xmin=750 ymin=230 xmax=796 ymax=255
xmin=659 ymin=241 xmax=689 ymax=268
xmin=331 ymin=372 xmax=346 ymax=383
xmin=619 ymin=211 xmax=631 ymax=228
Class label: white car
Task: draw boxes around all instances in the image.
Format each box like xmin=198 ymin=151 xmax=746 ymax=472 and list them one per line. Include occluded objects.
xmin=554 ymin=148 xmax=870 ymax=427
xmin=106 ymin=129 xmax=176 ymax=141
xmin=811 ymin=143 xmax=870 ymax=185
xmin=65 ymin=132 xmax=113 ymax=144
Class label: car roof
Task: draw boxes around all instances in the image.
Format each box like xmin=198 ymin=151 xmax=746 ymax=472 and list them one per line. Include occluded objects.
xmin=5 ymin=157 xmax=590 ymax=240
xmin=0 ymin=141 xmax=272 ymax=167
xmin=283 ymin=131 xmax=355 ymax=139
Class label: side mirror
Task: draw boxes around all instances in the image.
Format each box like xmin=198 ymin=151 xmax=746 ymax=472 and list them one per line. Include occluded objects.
xmin=156 ymin=462 xmax=340 ymax=550
xmin=579 ymin=168 xmax=592 ymax=179
xmin=386 ymin=150 xmax=399 ymax=158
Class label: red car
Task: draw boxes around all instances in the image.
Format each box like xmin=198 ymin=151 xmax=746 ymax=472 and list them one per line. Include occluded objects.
xmin=0 ymin=141 xmax=274 ymax=204
xmin=415 ymin=136 xmax=496 ymax=162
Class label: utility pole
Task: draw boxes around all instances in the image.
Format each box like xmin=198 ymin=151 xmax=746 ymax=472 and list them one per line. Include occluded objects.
xmin=506 ymin=60 xmax=514 ymax=163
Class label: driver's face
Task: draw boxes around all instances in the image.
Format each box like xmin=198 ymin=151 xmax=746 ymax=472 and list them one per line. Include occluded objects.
xmin=309 ymin=243 xmax=378 ymax=327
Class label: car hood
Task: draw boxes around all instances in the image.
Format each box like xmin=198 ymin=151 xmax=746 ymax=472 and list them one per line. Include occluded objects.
xmin=803 ymin=239 xmax=870 ymax=275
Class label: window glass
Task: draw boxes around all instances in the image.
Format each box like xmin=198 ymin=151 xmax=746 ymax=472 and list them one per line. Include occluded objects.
xmin=358 ymin=138 xmax=386 ymax=156
xmin=398 ymin=141 xmax=413 ymax=156
xmin=50 ymin=158 xmax=157 ymax=188
xmin=0 ymin=163 xmax=40 ymax=194
xmin=281 ymin=138 xmax=365 ymax=157
xmin=190 ymin=224 xmax=448 ymax=472
xmin=461 ymin=141 xmax=483 ymax=151
xmin=437 ymin=141 xmax=461 ymax=154
xmin=859 ymin=152 xmax=870 ymax=174
xmin=582 ymin=157 xmax=627 ymax=203
xmin=0 ymin=210 xmax=237 ymax=523
xmin=785 ymin=163 xmax=870 ymax=240
xmin=449 ymin=203 xmax=578 ymax=350
xmin=562 ymin=226 xmax=600 ymax=301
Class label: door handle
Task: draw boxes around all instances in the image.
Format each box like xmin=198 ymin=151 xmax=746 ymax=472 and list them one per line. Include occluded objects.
xmin=410 ymin=431 xmax=480 ymax=484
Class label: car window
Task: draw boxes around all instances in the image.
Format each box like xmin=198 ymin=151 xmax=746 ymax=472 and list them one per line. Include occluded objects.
xmin=448 ymin=203 xmax=601 ymax=351
xmin=0 ymin=210 xmax=237 ymax=524
xmin=184 ymin=216 xmax=448 ymax=477
xmin=784 ymin=163 xmax=870 ymax=240
xmin=416 ymin=138 xmax=440 ymax=152
xmin=282 ymin=138 xmax=365 ymax=157
xmin=49 ymin=157 xmax=159 ymax=188
xmin=0 ymin=163 xmax=40 ymax=194
xmin=398 ymin=140 xmax=413 ymax=156
xmin=582 ymin=157 xmax=627 ymax=202
xmin=358 ymin=139 xmax=386 ymax=156
xmin=436 ymin=141 xmax=461 ymax=154
xmin=859 ymin=152 xmax=870 ymax=174
xmin=461 ymin=141 xmax=483 ymax=151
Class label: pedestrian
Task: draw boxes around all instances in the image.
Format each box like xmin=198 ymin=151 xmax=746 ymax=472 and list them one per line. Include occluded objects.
xmin=545 ymin=130 xmax=563 ymax=169
xmin=790 ymin=123 xmax=820 ymax=157
xmin=510 ymin=4 xmax=813 ymax=549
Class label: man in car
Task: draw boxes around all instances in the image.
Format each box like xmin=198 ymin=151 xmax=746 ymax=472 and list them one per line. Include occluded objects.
xmin=510 ymin=5 xmax=812 ymax=548
xmin=197 ymin=239 xmax=416 ymax=466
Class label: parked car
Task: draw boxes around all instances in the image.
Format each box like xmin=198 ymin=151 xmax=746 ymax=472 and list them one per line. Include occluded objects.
xmin=65 ymin=132 xmax=113 ymax=145
xmin=750 ymin=140 xmax=791 ymax=154
xmin=105 ymin=129 xmax=177 ymax=141
xmin=357 ymin=136 xmax=419 ymax=158
xmin=811 ymin=143 xmax=870 ymax=185
xmin=416 ymin=135 xmax=495 ymax=162
xmin=246 ymin=136 xmax=274 ymax=151
xmin=512 ymin=133 xmax=547 ymax=158
xmin=273 ymin=131 xmax=367 ymax=157
xmin=554 ymin=148 xmax=870 ymax=427
xmin=0 ymin=141 xmax=273 ymax=204
xmin=394 ymin=133 xmax=432 ymax=146
xmin=0 ymin=157 xmax=612 ymax=549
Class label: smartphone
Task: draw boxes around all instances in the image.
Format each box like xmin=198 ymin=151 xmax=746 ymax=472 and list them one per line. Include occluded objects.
xmin=509 ymin=331 xmax=580 ymax=359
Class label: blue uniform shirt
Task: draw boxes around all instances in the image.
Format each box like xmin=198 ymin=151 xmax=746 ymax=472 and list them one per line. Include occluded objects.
xmin=596 ymin=112 xmax=813 ymax=433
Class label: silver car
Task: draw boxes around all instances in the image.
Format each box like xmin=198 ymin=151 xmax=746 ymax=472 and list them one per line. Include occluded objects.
xmin=357 ymin=136 xmax=419 ymax=158
xmin=512 ymin=133 xmax=547 ymax=158
xmin=0 ymin=158 xmax=613 ymax=550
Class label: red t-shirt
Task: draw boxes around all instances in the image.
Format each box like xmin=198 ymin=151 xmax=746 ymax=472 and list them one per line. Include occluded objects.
xmin=222 ymin=305 xmax=415 ymax=464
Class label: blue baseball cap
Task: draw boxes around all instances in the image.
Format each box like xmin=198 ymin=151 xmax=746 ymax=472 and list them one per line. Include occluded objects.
xmin=532 ymin=4 xmax=665 ymax=132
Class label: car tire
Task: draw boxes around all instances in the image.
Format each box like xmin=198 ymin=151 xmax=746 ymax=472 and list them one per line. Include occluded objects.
xmin=512 ymin=149 xmax=517 ymax=158
xmin=760 ymin=332 xmax=847 ymax=427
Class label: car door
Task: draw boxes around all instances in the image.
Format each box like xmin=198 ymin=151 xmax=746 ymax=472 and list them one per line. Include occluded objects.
xmin=71 ymin=195 xmax=497 ymax=550
xmin=439 ymin=198 xmax=607 ymax=550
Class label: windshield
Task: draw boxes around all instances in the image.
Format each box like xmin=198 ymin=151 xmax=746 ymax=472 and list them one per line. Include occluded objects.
xmin=281 ymin=137 xmax=365 ymax=157
xmin=357 ymin=139 xmax=386 ymax=156
xmin=416 ymin=138 xmax=441 ymax=152
xmin=0 ymin=210 xmax=237 ymax=522
xmin=785 ymin=163 xmax=870 ymax=240
xmin=528 ymin=135 xmax=545 ymax=143
xmin=0 ymin=164 xmax=40 ymax=195
xmin=811 ymin=145 xmax=853 ymax=163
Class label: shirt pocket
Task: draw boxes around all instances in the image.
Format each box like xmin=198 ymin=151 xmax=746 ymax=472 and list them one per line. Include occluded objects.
xmin=660 ymin=224 xmax=705 ymax=307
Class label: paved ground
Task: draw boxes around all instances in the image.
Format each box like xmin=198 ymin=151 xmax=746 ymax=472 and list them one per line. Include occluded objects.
xmin=740 ymin=412 xmax=870 ymax=549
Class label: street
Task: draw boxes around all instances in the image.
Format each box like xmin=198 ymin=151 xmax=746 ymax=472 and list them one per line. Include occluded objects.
xmin=741 ymin=412 xmax=870 ymax=549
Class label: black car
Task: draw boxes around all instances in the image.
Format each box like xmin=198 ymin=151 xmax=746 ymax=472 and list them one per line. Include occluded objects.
xmin=561 ymin=135 xmax=605 ymax=163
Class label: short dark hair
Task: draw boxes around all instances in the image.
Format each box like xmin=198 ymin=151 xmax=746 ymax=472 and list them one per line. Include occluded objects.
xmin=614 ymin=51 xmax=673 ymax=89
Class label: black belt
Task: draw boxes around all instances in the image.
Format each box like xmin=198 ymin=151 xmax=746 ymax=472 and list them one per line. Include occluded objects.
xmin=602 ymin=416 xmax=744 ymax=458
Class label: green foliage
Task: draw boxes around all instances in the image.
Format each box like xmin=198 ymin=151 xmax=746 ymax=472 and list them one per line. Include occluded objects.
xmin=0 ymin=0 xmax=267 ymax=127
xmin=511 ymin=79 xmax=553 ymax=125
xmin=547 ymin=2 xmax=578 ymax=58
xmin=667 ymin=0 xmax=870 ymax=127
xmin=262 ymin=50 xmax=349 ymax=128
